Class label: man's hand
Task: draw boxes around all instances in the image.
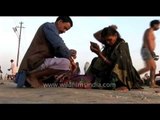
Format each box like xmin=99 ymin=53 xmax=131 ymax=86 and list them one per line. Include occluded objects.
xmin=151 ymin=52 xmax=159 ymax=61
xmin=69 ymin=57 xmax=77 ymax=73
xmin=55 ymin=71 xmax=72 ymax=83
xmin=70 ymin=49 xmax=77 ymax=59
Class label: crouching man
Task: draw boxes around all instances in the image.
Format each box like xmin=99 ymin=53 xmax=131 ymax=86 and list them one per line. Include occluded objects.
xmin=16 ymin=16 xmax=77 ymax=88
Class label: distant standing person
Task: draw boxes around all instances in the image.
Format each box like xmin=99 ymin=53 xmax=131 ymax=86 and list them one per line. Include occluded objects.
xmin=84 ymin=62 xmax=90 ymax=74
xmin=138 ymin=20 xmax=160 ymax=88
xmin=0 ymin=65 xmax=3 ymax=80
xmin=8 ymin=59 xmax=17 ymax=76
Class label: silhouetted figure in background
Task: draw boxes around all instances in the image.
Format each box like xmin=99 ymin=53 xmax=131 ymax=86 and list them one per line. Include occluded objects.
xmin=0 ymin=66 xmax=3 ymax=80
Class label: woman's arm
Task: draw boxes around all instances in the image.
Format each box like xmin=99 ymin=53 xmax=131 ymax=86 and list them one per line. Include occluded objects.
xmin=93 ymin=29 xmax=105 ymax=43
xmin=98 ymin=52 xmax=111 ymax=65
xmin=90 ymin=43 xmax=111 ymax=65
xmin=93 ymin=25 xmax=117 ymax=43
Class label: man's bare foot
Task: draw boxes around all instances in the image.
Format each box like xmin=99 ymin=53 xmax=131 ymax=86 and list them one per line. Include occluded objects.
xmin=115 ymin=86 xmax=129 ymax=92
xmin=38 ymin=80 xmax=44 ymax=87
xmin=26 ymin=77 xmax=43 ymax=88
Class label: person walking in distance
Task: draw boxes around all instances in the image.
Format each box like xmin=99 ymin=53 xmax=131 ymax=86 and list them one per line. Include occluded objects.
xmin=138 ymin=20 xmax=160 ymax=88
xmin=0 ymin=65 xmax=3 ymax=80
xmin=8 ymin=59 xmax=17 ymax=75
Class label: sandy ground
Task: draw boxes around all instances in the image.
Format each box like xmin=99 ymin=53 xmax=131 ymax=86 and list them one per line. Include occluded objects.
xmin=0 ymin=79 xmax=160 ymax=104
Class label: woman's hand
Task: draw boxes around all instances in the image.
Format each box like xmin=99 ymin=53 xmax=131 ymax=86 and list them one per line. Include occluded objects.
xmin=90 ymin=42 xmax=101 ymax=55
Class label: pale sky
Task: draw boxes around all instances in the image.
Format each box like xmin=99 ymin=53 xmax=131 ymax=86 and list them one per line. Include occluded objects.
xmin=0 ymin=16 xmax=160 ymax=76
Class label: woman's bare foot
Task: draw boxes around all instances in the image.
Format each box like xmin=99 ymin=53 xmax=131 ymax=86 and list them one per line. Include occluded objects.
xmin=115 ymin=86 xmax=129 ymax=92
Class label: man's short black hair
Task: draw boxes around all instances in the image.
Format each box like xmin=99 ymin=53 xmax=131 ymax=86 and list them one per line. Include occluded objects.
xmin=56 ymin=16 xmax=73 ymax=27
xmin=150 ymin=20 xmax=160 ymax=27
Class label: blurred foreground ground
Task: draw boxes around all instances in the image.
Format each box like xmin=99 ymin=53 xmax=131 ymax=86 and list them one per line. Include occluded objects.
xmin=0 ymin=79 xmax=160 ymax=104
